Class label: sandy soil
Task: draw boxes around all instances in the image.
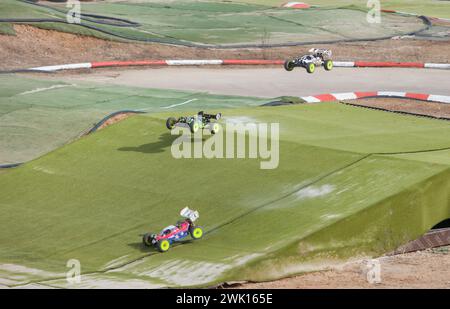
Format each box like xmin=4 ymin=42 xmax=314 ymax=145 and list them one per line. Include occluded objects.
xmin=1 ymin=25 xmax=450 ymax=70
xmin=235 ymin=246 xmax=450 ymax=289
xmin=95 ymin=112 xmax=135 ymax=131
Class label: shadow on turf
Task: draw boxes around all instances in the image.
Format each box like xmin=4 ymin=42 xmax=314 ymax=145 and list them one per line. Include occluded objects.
xmin=118 ymin=132 xmax=211 ymax=154
xmin=118 ymin=133 xmax=175 ymax=153
xmin=128 ymin=241 xmax=158 ymax=253
xmin=128 ymin=239 xmax=194 ymax=253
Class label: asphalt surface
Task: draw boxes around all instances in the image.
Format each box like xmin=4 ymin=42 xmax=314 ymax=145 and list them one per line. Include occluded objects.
xmin=62 ymin=67 xmax=450 ymax=98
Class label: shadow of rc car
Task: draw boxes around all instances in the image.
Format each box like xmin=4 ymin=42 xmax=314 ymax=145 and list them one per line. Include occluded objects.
xmin=142 ymin=207 xmax=204 ymax=252
xmin=166 ymin=111 xmax=222 ymax=134
xmin=284 ymin=48 xmax=333 ymax=73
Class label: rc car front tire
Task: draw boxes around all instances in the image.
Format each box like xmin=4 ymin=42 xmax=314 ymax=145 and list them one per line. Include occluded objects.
xmin=284 ymin=60 xmax=295 ymax=71
xmin=324 ymin=60 xmax=333 ymax=71
xmin=189 ymin=121 xmax=200 ymax=133
xmin=166 ymin=117 xmax=177 ymax=130
xmin=190 ymin=226 xmax=204 ymax=240
xmin=157 ymin=239 xmax=170 ymax=252
xmin=142 ymin=233 xmax=153 ymax=246
xmin=306 ymin=63 xmax=315 ymax=74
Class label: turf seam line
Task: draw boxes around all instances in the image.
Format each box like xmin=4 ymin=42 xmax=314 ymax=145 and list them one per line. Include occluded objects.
xmin=374 ymin=147 xmax=450 ymax=155
xmin=205 ymin=153 xmax=372 ymax=235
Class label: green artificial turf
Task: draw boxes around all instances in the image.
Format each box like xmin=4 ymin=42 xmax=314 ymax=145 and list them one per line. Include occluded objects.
xmin=0 ymin=23 xmax=15 ymax=35
xmin=0 ymin=75 xmax=267 ymax=165
xmin=0 ymin=103 xmax=449 ymax=287
xmin=237 ymin=0 xmax=450 ymax=19
xmin=0 ymin=0 xmax=428 ymax=45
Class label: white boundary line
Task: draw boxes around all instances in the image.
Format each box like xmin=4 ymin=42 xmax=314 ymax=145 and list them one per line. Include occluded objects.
xmin=161 ymin=99 xmax=198 ymax=109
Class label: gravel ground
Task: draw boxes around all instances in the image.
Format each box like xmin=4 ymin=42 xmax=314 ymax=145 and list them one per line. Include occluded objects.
xmin=235 ymin=246 xmax=450 ymax=289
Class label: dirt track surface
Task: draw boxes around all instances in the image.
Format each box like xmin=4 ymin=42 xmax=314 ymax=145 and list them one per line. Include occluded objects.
xmin=59 ymin=67 xmax=450 ymax=98
xmin=1 ymin=25 xmax=450 ymax=70
xmin=236 ymin=247 xmax=450 ymax=289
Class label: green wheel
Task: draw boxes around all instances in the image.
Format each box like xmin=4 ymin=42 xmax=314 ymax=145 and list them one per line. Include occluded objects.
xmin=157 ymin=239 xmax=170 ymax=252
xmin=190 ymin=226 xmax=203 ymax=240
xmin=166 ymin=117 xmax=177 ymax=130
xmin=284 ymin=60 xmax=295 ymax=71
xmin=210 ymin=123 xmax=220 ymax=134
xmin=306 ymin=63 xmax=315 ymax=74
xmin=142 ymin=233 xmax=153 ymax=246
xmin=324 ymin=60 xmax=333 ymax=71
xmin=189 ymin=121 xmax=200 ymax=133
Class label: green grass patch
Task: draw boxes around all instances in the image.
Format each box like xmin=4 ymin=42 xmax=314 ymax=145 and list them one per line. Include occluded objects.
xmin=0 ymin=0 xmax=428 ymax=45
xmin=0 ymin=75 xmax=267 ymax=165
xmin=237 ymin=0 xmax=450 ymax=19
xmin=0 ymin=103 xmax=449 ymax=287
xmin=0 ymin=23 xmax=15 ymax=35
xmin=277 ymin=96 xmax=307 ymax=104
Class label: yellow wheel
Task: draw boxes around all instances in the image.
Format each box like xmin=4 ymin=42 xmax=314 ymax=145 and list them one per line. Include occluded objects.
xmin=190 ymin=122 xmax=200 ymax=133
xmin=166 ymin=117 xmax=177 ymax=130
xmin=157 ymin=239 xmax=170 ymax=252
xmin=190 ymin=227 xmax=203 ymax=240
xmin=307 ymin=63 xmax=315 ymax=74
xmin=210 ymin=123 xmax=220 ymax=134
xmin=325 ymin=60 xmax=333 ymax=71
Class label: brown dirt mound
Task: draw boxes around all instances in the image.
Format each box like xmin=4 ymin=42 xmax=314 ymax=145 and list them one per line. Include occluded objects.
xmin=91 ymin=112 xmax=136 ymax=133
xmin=0 ymin=25 xmax=449 ymax=70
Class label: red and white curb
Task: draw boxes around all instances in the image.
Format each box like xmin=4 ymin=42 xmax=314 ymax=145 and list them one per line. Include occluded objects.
xmin=26 ymin=60 xmax=450 ymax=72
xmin=335 ymin=61 xmax=450 ymax=69
xmin=282 ymin=2 xmax=311 ymax=9
xmin=300 ymin=91 xmax=450 ymax=104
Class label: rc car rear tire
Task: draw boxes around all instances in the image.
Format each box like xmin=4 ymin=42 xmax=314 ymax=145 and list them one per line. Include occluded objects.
xmin=190 ymin=226 xmax=204 ymax=240
xmin=189 ymin=121 xmax=200 ymax=134
xmin=210 ymin=123 xmax=220 ymax=134
xmin=307 ymin=63 xmax=315 ymax=74
xmin=284 ymin=60 xmax=295 ymax=71
xmin=157 ymin=239 xmax=170 ymax=252
xmin=142 ymin=233 xmax=153 ymax=246
xmin=166 ymin=117 xmax=177 ymax=130
xmin=324 ymin=60 xmax=333 ymax=71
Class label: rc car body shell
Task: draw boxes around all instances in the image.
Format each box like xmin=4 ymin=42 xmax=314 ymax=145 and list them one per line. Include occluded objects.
xmin=142 ymin=208 xmax=203 ymax=252
xmin=166 ymin=111 xmax=222 ymax=134
xmin=152 ymin=221 xmax=191 ymax=244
